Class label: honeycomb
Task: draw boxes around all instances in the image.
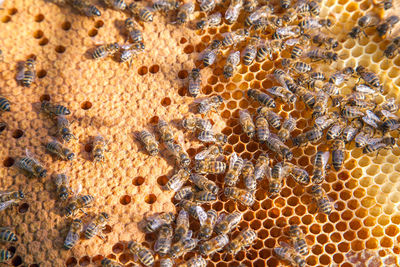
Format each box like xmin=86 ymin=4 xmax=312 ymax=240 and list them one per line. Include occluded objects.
xmin=0 ymin=0 xmax=400 ymax=266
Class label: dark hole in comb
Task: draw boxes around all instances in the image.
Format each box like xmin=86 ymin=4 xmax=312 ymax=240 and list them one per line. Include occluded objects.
xmin=119 ymin=195 xmax=131 ymax=205
xmin=62 ymin=21 xmax=71 ymax=31
xmin=88 ymin=29 xmax=98 ymax=37
xmin=3 ymin=157 xmax=14 ymax=167
xmin=37 ymin=70 xmax=47 ymax=78
xmin=81 ymin=101 xmax=92 ymax=110
xmin=12 ymin=255 xmax=22 ymax=266
xmin=34 ymin=14 xmax=44 ymax=22
xmin=66 ymin=257 xmax=77 ymax=267
xmin=12 ymin=130 xmax=23 ymax=139
xmin=18 ymin=203 xmax=29 ymax=213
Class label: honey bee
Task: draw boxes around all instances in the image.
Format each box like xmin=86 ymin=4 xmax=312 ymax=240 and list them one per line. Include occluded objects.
xmin=0 ymin=191 xmax=24 ymax=209
xmin=265 ymin=134 xmax=293 ymax=160
xmin=244 ymin=0 xmax=258 ymax=12
xmin=378 ymin=0 xmax=393 ymax=10
xmin=254 ymin=153 xmax=271 ymax=181
xmin=182 ymin=116 xmax=212 ymax=132
xmin=188 ymin=68 xmax=202 ymax=97
xmin=305 ymin=48 xmax=338 ymax=63
xmin=143 ymin=212 xmax=175 ymax=233
xmin=223 ymin=51 xmax=240 ymax=79
xmin=169 ymin=234 xmax=198 ymax=258
xmin=189 ymin=173 xmax=219 ymax=194
xmin=225 ymin=0 xmax=243 ymax=24
xmin=282 ymin=59 xmax=312 ymax=75
xmin=85 ymin=212 xmax=109 ymax=240
xmin=198 ymin=130 xmax=228 ymax=145
xmin=255 ymin=114 xmax=270 ymax=142
xmin=0 ymin=228 xmax=18 ymax=243
xmin=341 ymin=106 xmax=364 ymax=119
xmin=269 ymin=162 xmax=284 ymax=195
xmin=247 ymin=89 xmax=276 ymax=108
xmin=298 ymin=17 xmax=332 ymax=32
xmin=154 ymin=224 xmax=173 ymax=256
xmin=348 ymin=14 xmax=378 ymax=39
xmin=226 ymin=228 xmax=257 ymax=255
xmin=136 ymin=130 xmax=159 ymax=156
xmin=103 ymin=0 xmax=126 ymax=10
xmin=196 ymin=12 xmax=222 ymax=30
xmin=178 ymin=256 xmax=207 ymax=267
xmin=225 ymin=152 xmax=244 ymax=186
xmin=342 ymin=119 xmax=362 ymax=143
xmin=224 ymin=187 xmax=255 ymax=206
xmin=157 ymin=119 xmax=174 ymax=143
xmin=165 ymin=141 xmax=191 ymax=168
xmin=267 ymin=86 xmax=297 ymax=104
xmin=290 ymin=41 xmax=306 ymax=59
xmin=381 ymin=118 xmax=400 ymax=133
xmin=256 ymin=39 xmax=283 ymax=61
xmin=0 ymin=249 xmax=13 ymax=263
xmin=128 ymin=241 xmax=155 ymax=266
xmin=16 ymin=150 xmax=47 ymax=178
xmin=283 ymin=162 xmax=309 ymax=185
xmin=289 ymin=225 xmax=308 ymax=256
xmin=193 ymin=191 xmax=217 ymax=203
xmin=304 ymin=129 xmax=323 ymax=144
xmin=92 ymin=135 xmax=108 ymax=164
xmin=0 ymin=96 xmax=10 ymax=113
xmin=17 ymin=57 xmax=36 ymax=87
xmin=128 ymin=2 xmax=153 ymax=22
xmin=245 ymin=5 xmax=274 ymax=26
xmin=222 ymin=29 xmax=249 ymax=48
xmin=297 ymin=87 xmax=315 ymax=108
xmin=356 ymin=66 xmax=382 ymax=92
xmin=242 ymin=160 xmax=256 ymax=191
xmin=195 ymin=145 xmax=223 ymax=161
xmin=64 ymin=218 xmax=83 ymax=250
xmin=239 ymin=109 xmax=256 ymax=138
xmin=175 ymin=186 xmax=194 ymax=201
xmin=278 ymin=115 xmax=296 ymax=143
xmin=196 ymin=95 xmax=224 ymax=115
xmin=54 ymin=173 xmax=73 ymax=201
xmin=362 ymin=110 xmax=381 ymax=128
xmin=199 ymin=234 xmax=229 ymax=256
xmin=101 ymin=258 xmax=123 ymax=267
xmin=65 ymin=194 xmax=94 ymax=217
xmin=164 ymin=168 xmax=190 ymax=192
xmin=331 ymin=139 xmax=345 ymax=171
xmin=199 ymin=209 xmax=217 ymax=240
xmin=384 ymin=36 xmax=400 ymax=58
xmin=380 ymin=97 xmax=399 ymax=113
xmin=46 ymin=140 xmax=75 ymax=161
xmin=152 ymin=0 xmax=180 ymax=12
xmin=195 ymin=159 xmax=227 ymax=174
xmin=377 ymin=15 xmax=399 ymax=37
xmin=92 ymin=43 xmax=120 ymax=60
xmin=273 ymin=68 xmax=295 ymax=93
xmin=295 ymin=0 xmax=320 ymax=16
xmin=202 ymin=40 xmax=222 ymax=66
xmin=119 ymin=42 xmax=145 ymax=66
xmin=321 ymin=81 xmax=340 ymax=96
xmin=363 ymin=136 xmax=395 ymax=154
xmin=179 ymin=199 xmax=208 ymax=221
xmin=312 ymin=33 xmax=338 ymax=50
xmin=311 ymin=151 xmax=330 ymax=184
xmin=272 ymin=26 xmax=301 ymax=39
xmin=198 ymin=0 xmax=221 ymax=12
xmin=311 ymin=184 xmax=333 ymax=215
xmin=311 ymin=91 xmax=329 ymax=118
xmin=124 ymin=18 xmax=142 ymax=43
xmin=68 ymin=0 xmax=101 ymax=16
xmin=274 ymin=244 xmax=306 ymax=267
xmin=174 ymin=1 xmax=195 ymax=24
xmin=329 ymin=67 xmax=354 ymax=86
xmin=242 ymin=36 xmax=259 ymax=66
xmin=355 ymin=125 xmax=374 ymax=147
xmin=257 ymin=107 xmax=281 ymax=129
xmin=41 ymin=100 xmax=71 ymax=117
xmin=55 ymin=116 xmax=77 ymax=142
xmin=326 ymin=120 xmax=346 ymax=140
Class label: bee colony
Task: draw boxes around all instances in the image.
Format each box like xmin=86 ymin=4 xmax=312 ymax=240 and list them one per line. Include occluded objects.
xmin=0 ymin=0 xmax=400 ymax=266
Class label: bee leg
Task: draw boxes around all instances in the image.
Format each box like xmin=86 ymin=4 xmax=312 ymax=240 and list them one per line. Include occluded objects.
xmin=362 ymin=30 xmax=368 ymax=38
xmin=97 ymin=233 xmax=106 ymax=240
xmin=80 ymin=208 xmax=88 ymax=215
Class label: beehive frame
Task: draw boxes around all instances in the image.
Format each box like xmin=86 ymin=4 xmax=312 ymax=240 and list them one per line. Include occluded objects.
xmin=0 ymin=0 xmax=400 ymax=266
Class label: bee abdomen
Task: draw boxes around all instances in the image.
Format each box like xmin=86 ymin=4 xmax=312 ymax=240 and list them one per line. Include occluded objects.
xmin=84 ymin=223 xmax=96 ymax=239
xmin=0 ymin=249 xmax=12 ymax=261
xmin=0 ymin=97 xmax=10 ymax=111
xmin=138 ymin=249 xmax=155 ymax=266
xmin=0 ymin=230 xmax=17 ymax=242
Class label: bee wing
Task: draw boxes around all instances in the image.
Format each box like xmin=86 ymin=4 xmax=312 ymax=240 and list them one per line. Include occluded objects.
xmin=365 ymin=110 xmax=380 ymax=122
xmin=184 ymin=230 xmax=193 ymax=240
xmin=279 ymin=241 xmax=292 ymax=249
xmin=229 ymin=152 xmax=238 ymax=169
xmin=195 ymin=147 xmax=211 ymax=161
xmin=0 ymin=191 xmax=12 ymax=197
xmin=380 ymin=109 xmax=398 ymax=119
xmin=266 ymin=87 xmax=285 ymax=98
xmin=65 ymin=230 xmax=79 ymax=244
xmin=265 ymin=166 xmax=272 ymax=180
xmin=193 ymin=97 xmax=208 ymax=104
xmin=197 ymin=131 xmax=216 ymax=143
xmin=216 ymin=212 xmax=226 ymax=224
xmin=16 ymin=67 xmax=25 ymax=81
xmin=367 ymin=137 xmax=383 ymax=145
xmin=321 ymin=151 xmax=330 ymax=167
xmin=195 ymin=206 xmax=208 ymax=225
xmin=0 ymin=200 xmax=15 ymax=211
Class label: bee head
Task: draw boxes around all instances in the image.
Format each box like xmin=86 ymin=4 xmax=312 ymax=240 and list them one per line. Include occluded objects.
xmin=66 ymin=152 xmax=75 ymax=161
xmin=18 ymin=190 xmax=25 ymax=199
xmin=37 ymin=167 xmax=47 ymax=178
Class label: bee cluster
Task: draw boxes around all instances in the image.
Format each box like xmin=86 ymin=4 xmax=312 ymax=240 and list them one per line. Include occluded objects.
xmin=0 ymin=0 xmax=399 ymax=265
